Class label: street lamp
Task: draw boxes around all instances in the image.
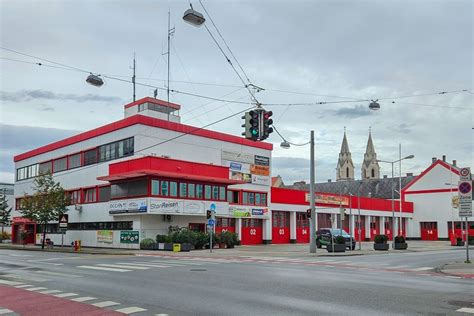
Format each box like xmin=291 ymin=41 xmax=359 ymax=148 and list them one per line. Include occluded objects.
xmin=378 ymin=154 xmax=414 ymax=249
xmin=183 ymin=5 xmax=206 ymax=26
xmin=280 ymin=131 xmax=315 ymax=253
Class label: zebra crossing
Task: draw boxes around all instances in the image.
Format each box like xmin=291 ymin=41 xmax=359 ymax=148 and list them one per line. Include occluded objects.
xmin=77 ymin=257 xmax=229 ymax=273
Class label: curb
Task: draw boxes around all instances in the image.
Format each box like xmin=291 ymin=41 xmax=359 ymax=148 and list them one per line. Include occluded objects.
xmin=436 ymin=262 xmax=474 ymax=279
xmin=0 ymin=245 xmax=136 ymax=256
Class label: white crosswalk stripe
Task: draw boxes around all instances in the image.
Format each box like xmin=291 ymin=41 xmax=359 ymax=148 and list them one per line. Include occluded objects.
xmin=92 ymin=301 xmax=120 ymax=308
xmin=77 ymin=265 xmax=131 ymax=272
xmin=26 ymin=287 xmax=47 ymax=291
xmin=54 ymin=293 xmax=78 ymax=298
xmin=412 ymin=267 xmax=434 ymax=271
xmin=97 ymin=264 xmax=150 ymax=270
xmin=71 ymin=296 xmax=96 ymax=302
xmin=119 ymin=262 xmax=171 ymax=268
xmin=15 ymin=284 xmax=33 ymax=288
xmin=0 ymin=279 xmax=23 ymax=286
xmin=38 ymin=289 xmax=62 ymax=294
xmin=0 ymin=309 xmax=14 ymax=315
xmin=115 ymin=307 xmax=147 ymax=314
xmin=457 ymin=307 xmax=474 ymax=313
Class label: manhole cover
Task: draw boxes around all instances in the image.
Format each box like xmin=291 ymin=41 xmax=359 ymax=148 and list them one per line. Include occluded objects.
xmin=190 ymin=269 xmax=207 ymax=272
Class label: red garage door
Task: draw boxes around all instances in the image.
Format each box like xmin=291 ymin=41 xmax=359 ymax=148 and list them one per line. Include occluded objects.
xmin=355 ymin=215 xmax=366 ymax=242
xmin=241 ymin=219 xmax=263 ymax=245
xmin=296 ymin=213 xmax=309 ymax=243
xmin=370 ymin=217 xmax=380 ymax=241
xmin=272 ymin=211 xmax=290 ymax=244
xmin=420 ymin=222 xmax=438 ymax=240
xmin=215 ymin=218 xmax=236 ymax=234
xmin=384 ymin=218 xmax=393 ymax=240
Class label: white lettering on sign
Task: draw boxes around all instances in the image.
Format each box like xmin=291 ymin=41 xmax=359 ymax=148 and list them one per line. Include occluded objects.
xmin=221 ymin=229 xmax=228 ymax=233
xmin=250 ymin=229 xmax=257 ymax=235
xmin=279 ymin=229 xmax=284 ymax=235
xmin=302 ymin=229 xmax=307 ymax=235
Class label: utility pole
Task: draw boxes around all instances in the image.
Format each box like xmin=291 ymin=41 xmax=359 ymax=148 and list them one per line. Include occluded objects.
xmin=399 ymin=143 xmax=402 ymax=236
xmin=309 ymin=130 xmax=316 ymax=253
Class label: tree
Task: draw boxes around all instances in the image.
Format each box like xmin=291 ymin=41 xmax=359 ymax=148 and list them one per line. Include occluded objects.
xmin=20 ymin=172 xmax=69 ymax=250
xmin=0 ymin=188 xmax=12 ymax=238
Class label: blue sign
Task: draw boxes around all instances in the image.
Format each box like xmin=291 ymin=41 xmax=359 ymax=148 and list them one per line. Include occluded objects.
xmin=252 ymin=208 xmax=264 ymax=216
xmin=208 ymin=219 xmax=215 ymax=226
xmin=229 ymin=162 xmax=242 ymax=171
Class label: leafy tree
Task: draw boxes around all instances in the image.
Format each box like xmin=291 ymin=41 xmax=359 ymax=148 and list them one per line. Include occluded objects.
xmin=0 ymin=188 xmax=12 ymax=237
xmin=20 ymin=172 xmax=69 ymax=250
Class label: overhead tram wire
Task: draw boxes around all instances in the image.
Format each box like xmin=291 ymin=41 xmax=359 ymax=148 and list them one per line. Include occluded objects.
xmin=272 ymin=124 xmax=310 ymax=146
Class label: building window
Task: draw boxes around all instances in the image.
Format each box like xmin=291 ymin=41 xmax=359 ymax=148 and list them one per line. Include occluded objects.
xmin=371 ymin=169 xmax=375 ymax=178
xmin=204 ymin=185 xmax=211 ymax=200
xmin=68 ymin=221 xmax=133 ymax=231
xmin=84 ymin=187 xmax=97 ymax=203
xmin=169 ymin=181 xmax=178 ymax=197
xmin=195 ymin=184 xmax=202 ymax=199
xmin=212 ymin=186 xmax=219 ymax=200
xmin=53 ymin=157 xmax=67 ymax=173
xmin=39 ymin=161 xmax=52 ymax=174
xmin=255 ymin=193 xmax=261 ymax=205
xmin=27 ymin=164 xmax=38 ymax=179
xmin=111 ymin=179 xmax=148 ymax=199
xmin=242 ymin=192 xmax=248 ymax=204
xmin=84 ymin=148 xmax=98 ymax=166
xmin=151 ymin=180 xmax=159 ymax=195
xmin=188 ymin=183 xmax=196 ymax=198
xmin=248 ymin=192 xmax=255 ymax=205
xmin=160 ymin=181 xmax=169 ymax=196
xmin=98 ymin=186 xmax=111 ymax=202
xmin=179 ymin=183 xmax=187 ymax=198
xmin=68 ymin=153 xmax=82 ymax=169
xmin=37 ymin=224 xmax=60 ymax=234
xmin=98 ymin=137 xmax=134 ymax=162
xmin=219 ymin=186 xmax=226 ymax=201
xmin=227 ymin=191 xmax=239 ymax=204
xmin=68 ymin=190 xmax=81 ymax=205
xmin=346 ymin=167 xmax=349 ymax=178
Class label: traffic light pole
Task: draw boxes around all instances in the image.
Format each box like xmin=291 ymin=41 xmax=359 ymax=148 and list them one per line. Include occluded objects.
xmin=309 ymin=130 xmax=317 ymax=253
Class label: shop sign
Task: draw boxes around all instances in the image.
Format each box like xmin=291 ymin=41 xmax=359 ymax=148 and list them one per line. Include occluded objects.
xmin=254 ymin=155 xmax=270 ymax=166
xmin=97 ymin=230 xmax=113 ymax=244
xmin=120 ymin=231 xmax=139 ymax=244
xmin=250 ymin=164 xmax=270 ymax=176
xmin=221 ymin=150 xmax=254 ymax=164
xmin=251 ymin=174 xmax=270 ymax=186
xmin=251 ymin=208 xmax=268 ymax=216
xmin=109 ymin=199 xmax=148 ymax=214
xmin=230 ymin=207 xmax=251 ymax=218
xmin=183 ymin=201 xmax=205 ymax=214
xmin=12 ymin=217 xmax=34 ymax=223
xmin=229 ymin=162 xmax=242 ymax=171
xmin=305 ymin=193 xmax=349 ymax=206
xmin=149 ymin=200 xmax=182 ymax=214
xmin=231 ymin=171 xmax=252 ymax=183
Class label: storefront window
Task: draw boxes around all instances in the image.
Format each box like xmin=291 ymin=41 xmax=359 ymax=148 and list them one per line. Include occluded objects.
xmin=170 ymin=181 xmax=177 ymax=197
xmin=151 ymin=180 xmax=159 ymax=195
xmin=160 ymin=181 xmax=169 ymax=196
xmin=196 ymin=184 xmax=203 ymax=199
xmin=179 ymin=183 xmax=187 ymax=198
xmin=205 ymin=185 xmax=211 ymax=200
xmin=219 ymin=187 xmax=226 ymax=201
xmin=188 ymin=183 xmax=196 ymax=198
xmin=212 ymin=186 xmax=219 ymax=200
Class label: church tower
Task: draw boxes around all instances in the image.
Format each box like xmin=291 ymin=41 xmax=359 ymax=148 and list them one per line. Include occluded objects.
xmin=336 ymin=128 xmax=355 ymax=181
xmin=361 ymin=128 xmax=380 ymax=180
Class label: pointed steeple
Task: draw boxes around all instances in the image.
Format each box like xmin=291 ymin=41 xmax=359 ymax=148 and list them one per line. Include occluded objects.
xmin=361 ymin=127 xmax=380 ymax=179
xmin=336 ymin=127 xmax=354 ymax=181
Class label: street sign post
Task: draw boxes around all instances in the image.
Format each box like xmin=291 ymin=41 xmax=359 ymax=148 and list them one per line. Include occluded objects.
xmin=59 ymin=214 xmax=68 ymax=248
xmin=458 ymin=168 xmax=472 ymax=263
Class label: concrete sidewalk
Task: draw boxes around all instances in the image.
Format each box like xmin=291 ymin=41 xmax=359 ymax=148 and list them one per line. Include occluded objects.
xmin=0 ymin=243 xmax=136 ymax=255
xmin=439 ymin=261 xmax=474 ymax=278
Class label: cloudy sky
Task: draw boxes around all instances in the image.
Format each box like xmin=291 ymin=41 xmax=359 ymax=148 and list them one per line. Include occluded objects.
xmin=0 ymin=0 xmax=472 ymax=185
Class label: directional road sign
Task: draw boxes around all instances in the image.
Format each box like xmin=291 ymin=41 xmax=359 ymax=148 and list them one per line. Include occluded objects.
xmin=207 ymin=219 xmax=215 ymax=226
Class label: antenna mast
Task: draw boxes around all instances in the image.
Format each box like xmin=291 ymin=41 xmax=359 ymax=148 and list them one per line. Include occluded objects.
xmin=132 ymin=53 xmax=136 ymax=102
xmin=167 ymin=11 xmax=175 ymax=104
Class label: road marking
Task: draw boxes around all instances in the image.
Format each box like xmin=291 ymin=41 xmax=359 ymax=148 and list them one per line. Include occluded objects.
xmin=15 ymin=284 xmax=33 ymax=288
xmin=77 ymin=265 xmax=131 ymax=272
xmin=158 ymin=260 xmax=205 ymax=265
xmin=155 ymin=314 xmax=169 ymax=316
xmin=92 ymin=301 xmax=120 ymax=308
xmin=119 ymin=262 xmax=170 ymax=268
xmin=115 ymin=307 xmax=147 ymax=314
xmin=0 ymin=279 xmax=24 ymax=286
xmin=3 ymin=273 xmax=49 ymax=282
xmin=389 ymin=265 xmax=409 ymax=269
xmin=54 ymin=293 xmax=78 ymax=298
xmin=26 ymin=287 xmax=48 ymax=291
xmin=446 ymin=276 xmax=462 ymax=279
xmin=97 ymin=264 xmax=150 ymax=270
xmin=38 ymin=290 xmax=62 ymax=294
xmin=0 ymin=309 xmax=14 ymax=315
xmin=457 ymin=307 xmax=474 ymax=313
xmin=71 ymin=296 xmax=96 ymax=302
xmin=9 ymin=254 xmax=32 ymax=257
xmin=412 ymin=267 xmax=434 ymax=271
xmin=145 ymin=261 xmax=185 ymax=267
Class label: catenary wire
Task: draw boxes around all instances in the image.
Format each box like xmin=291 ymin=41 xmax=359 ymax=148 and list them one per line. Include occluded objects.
xmin=272 ymin=124 xmax=310 ymax=147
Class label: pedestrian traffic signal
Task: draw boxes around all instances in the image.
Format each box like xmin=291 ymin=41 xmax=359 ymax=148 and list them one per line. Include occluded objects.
xmin=261 ymin=110 xmax=273 ymax=140
xmin=206 ymin=210 xmax=212 ymax=219
xmin=306 ymin=208 xmax=311 ymax=218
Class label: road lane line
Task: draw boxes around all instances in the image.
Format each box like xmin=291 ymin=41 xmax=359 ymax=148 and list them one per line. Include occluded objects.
xmin=457 ymin=307 xmax=474 ymax=313
xmin=54 ymin=293 xmax=78 ymax=298
xmin=15 ymin=284 xmax=33 ymax=288
xmin=77 ymin=265 xmax=131 ymax=272
xmin=97 ymin=264 xmax=150 ymax=270
xmin=71 ymin=296 xmax=96 ymax=302
xmin=115 ymin=307 xmax=147 ymax=314
xmin=118 ymin=262 xmax=170 ymax=268
xmin=26 ymin=287 xmax=48 ymax=291
xmin=412 ymin=267 xmax=434 ymax=271
xmin=92 ymin=301 xmax=120 ymax=308
xmin=38 ymin=290 xmax=62 ymax=294
xmin=0 ymin=309 xmax=14 ymax=315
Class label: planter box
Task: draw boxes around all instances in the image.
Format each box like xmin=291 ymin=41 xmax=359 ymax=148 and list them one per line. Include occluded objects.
xmin=327 ymin=244 xmax=346 ymax=253
xmin=468 ymin=240 xmax=474 ymax=246
xmin=218 ymin=242 xmax=226 ymax=249
xmin=226 ymin=244 xmax=235 ymax=249
xmin=456 ymin=240 xmax=465 ymax=246
xmin=180 ymin=243 xmax=192 ymax=252
xmin=394 ymin=242 xmax=408 ymax=250
xmin=164 ymin=243 xmax=173 ymax=251
xmin=374 ymin=243 xmax=389 ymax=251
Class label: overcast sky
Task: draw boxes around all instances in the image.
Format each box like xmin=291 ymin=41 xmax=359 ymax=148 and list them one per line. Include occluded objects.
xmin=0 ymin=0 xmax=472 ymax=185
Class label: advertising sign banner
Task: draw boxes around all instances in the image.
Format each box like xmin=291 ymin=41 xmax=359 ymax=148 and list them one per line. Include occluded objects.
xmin=109 ymin=199 xmax=148 ymax=215
xmin=149 ymin=200 xmax=182 ymax=214
xmin=97 ymin=230 xmax=113 ymax=244
xmin=229 ymin=162 xmax=242 ymax=171
xmin=305 ymin=193 xmax=349 ymax=206
xmin=254 ymin=155 xmax=270 ymax=166
xmin=250 ymin=164 xmax=270 ymax=176
xmin=120 ymin=231 xmax=139 ymax=244
xmin=251 ymin=208 xmax=269 ymax=216
xmin=231 ymin=171 xmax=252 ymax=183
xmin=221 ymin=150 xmax=254 ymax=164
xmin=229 ymin=206 xmax=251 ymax=218
xmin=149 ymin=199 xmax=228 ymax=215
xmin=251 ymin=174 xmax=270 ymax=186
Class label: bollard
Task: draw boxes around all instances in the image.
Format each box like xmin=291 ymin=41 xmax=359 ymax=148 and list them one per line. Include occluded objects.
xmin=78 ymin=240 xmax=81 ymax=251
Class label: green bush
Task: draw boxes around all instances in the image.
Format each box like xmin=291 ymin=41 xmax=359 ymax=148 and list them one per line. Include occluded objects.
xmin=1 ymin=231 xmax=11 ymax=240
xmin=194 ymin=232 xmax=208 ymax=249
xmin=334 ymin=235 xmax=346 ymax=245
xmin=394 ymin=235 xmax=406 ymax=243
xmin=156 ymin=234 xmax=171 ymax=243
xmin=170 ymin=229 xmax=196 ymax=244
xmin=140 ymin=238 xmax=156 ymax=249
xmin=374 ymin=234 xmax=388 ymax=244
xmin=218 ymin=231 xmax=239 ymax=248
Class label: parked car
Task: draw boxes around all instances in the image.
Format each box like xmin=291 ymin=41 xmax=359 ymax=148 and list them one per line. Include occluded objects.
xmin=316 ymin=228 xmax=356 ymax=250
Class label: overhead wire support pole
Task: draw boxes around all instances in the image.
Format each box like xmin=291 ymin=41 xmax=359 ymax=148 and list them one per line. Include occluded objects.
xmin=309 ymin=130 xmax=316 ymax=254
xmin=167 ymin=11 xmax=171 ymax=105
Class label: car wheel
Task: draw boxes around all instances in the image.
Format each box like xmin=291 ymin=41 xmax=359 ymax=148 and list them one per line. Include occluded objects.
xmin=316 ymin=240 xmax=322 ymax=248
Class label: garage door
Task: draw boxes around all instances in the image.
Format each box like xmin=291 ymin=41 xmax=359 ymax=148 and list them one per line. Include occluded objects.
xmin=272 ymin=211 xmax=290 ymax=244
xmin=241 ymin=219 xmax=263 ymax=245
xmin=296 ymin=212 xmax=309 ymax=243
xmin=420 ymin=222 xmax=438 ymax=240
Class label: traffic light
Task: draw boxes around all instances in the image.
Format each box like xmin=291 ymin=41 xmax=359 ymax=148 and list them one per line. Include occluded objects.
xmin=306 ymin=209 xmax=311 ymax=218
xmin=241 ymin=110 xmax=260 ymax=141
xmin=261 ymin=110 xmax=273 ymax=140
xmin=206 ymin=210 xmax=212 ymax=219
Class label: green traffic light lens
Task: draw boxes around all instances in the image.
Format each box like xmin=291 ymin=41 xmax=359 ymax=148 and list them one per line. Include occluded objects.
xmin=251 ymin=129 xmax=258 ymax=136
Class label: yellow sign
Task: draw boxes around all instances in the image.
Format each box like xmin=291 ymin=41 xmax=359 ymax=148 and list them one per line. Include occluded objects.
xmin=250 ymin=165 xmax=270 ymax=176
xmin=173 ymin=243 xmax=181 ymax=252
xmin=305 ymin=193 xmax=349 ymax=206
xmin=452 ymin=196 xmax=459 ymax=209
xmin=97 ymin=230 xmax=113 ymax=244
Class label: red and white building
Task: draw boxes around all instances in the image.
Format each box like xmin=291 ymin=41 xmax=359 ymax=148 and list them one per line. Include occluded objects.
xmin=11 ymin=97 xmax=471 ymax=248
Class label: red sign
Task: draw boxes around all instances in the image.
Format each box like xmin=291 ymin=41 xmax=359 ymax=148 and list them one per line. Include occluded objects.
xmin=12 ymin=217 xmax=34 ymax=223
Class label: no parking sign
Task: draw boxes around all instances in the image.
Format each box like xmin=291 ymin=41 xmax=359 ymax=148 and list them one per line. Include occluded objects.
xmin=458 ymin=180 xmax=472 ymax=217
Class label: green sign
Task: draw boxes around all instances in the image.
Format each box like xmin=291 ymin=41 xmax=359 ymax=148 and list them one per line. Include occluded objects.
xmin=120 ymin=231 xmax=139 ymax=244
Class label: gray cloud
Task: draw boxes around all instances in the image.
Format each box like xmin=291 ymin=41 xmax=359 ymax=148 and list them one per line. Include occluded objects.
xmin=328 ymin=105 xmax=376 ymax=119
xmin=0 ymin=90 xmax=123 ymax=103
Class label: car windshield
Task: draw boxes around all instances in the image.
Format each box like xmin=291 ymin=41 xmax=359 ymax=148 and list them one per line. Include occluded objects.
xmin=330 ymin=229 xmax=351 ymax=237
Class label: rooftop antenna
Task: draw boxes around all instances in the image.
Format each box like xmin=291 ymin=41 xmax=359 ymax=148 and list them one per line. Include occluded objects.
xmin=132 ymin=53 xmax=136 ymax=102
xmin=167 ymin=11 xmax=175 ymax=105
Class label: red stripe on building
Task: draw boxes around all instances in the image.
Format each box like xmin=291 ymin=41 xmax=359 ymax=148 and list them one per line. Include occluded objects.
xmin=14 ymin=114 xmax=272 ymax=162
xmin=404 ymin=188 xmax=458 ymax=195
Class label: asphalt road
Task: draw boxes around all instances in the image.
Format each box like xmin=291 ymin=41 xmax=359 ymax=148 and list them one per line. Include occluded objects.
xmin=0 ymin=248 xmax=472 ymax=315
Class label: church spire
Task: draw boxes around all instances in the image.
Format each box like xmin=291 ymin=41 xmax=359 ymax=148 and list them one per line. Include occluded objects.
xmin=361 ymin=127 xmax=380 ymax=179
xmin=336 ymin=127 xmax=354 ymax=181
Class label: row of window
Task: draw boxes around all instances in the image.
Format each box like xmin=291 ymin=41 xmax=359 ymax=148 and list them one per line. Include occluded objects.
xmin=16 ymin=137 xmax=134 ymax=181
xmin=227 ymin=190 xmax=268 ymax=206
xmin=36 ymin=221 xmax=133 ymax=233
